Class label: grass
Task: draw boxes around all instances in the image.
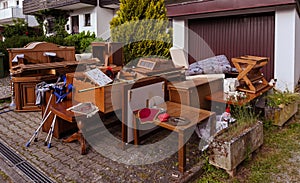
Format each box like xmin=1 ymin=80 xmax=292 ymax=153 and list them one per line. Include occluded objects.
xmin=0 ymin=170 xmax=12 ymax=183
xmin=194 ymin=117 xmax=300 ymax=183
xmin=0 ymin=98 xmax=10 ymax=104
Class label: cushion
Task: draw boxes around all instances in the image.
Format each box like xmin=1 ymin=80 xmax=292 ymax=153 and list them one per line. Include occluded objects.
xmin=75 ymin=53 xmax=93 ymax=61
xmin=185 ymin=55 xmax=232 ymax=76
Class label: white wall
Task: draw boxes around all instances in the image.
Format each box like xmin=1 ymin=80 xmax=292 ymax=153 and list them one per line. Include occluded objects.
xmin=172 ymin=19 xmax=188 ymax=50
xmin=172 ymin=19 xmax=189 ymax=62
xmin=295 ymin=10 xmax=300 ymax=89
xmin=67 ymin=6 xmax=114 ymax=39
xmin=26 ymin=15 xmax=38 ymax=27
xmin=274 ymin=7 xmax=297 ymax=91
xmin=95 ymin=6 xmax=114 ymax=40
xmin=69 ymin=7 xmax=96 ymax=34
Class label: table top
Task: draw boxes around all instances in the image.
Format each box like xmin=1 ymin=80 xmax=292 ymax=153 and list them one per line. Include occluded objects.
xmin=168 ymin=77 xmax=222 ymax=90
xmin=206 ymin=85 xmax=273 ymax=105
xmin=147 ymin=101 xmax=215 ymax=132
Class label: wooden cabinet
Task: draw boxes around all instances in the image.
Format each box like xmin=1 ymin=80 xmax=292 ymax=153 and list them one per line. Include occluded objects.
xmin=12 ymin=74 xmax=57 ymax=112
xmin=7 ymin=42 xmax=78 ymax=112
xmin=168 ymin=77 xmax=223 ymax=110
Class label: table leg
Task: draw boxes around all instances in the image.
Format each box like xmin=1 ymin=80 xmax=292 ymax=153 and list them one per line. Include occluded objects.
xmin=62 ymin=120 xmax=87 ymax=155
xmin=178 ymin=131 xmax=186 ymax=173
xmin=79 ymin=131 xmax=86 ymax=155
xmin=133 ymin=116 xmax=139 ymax=146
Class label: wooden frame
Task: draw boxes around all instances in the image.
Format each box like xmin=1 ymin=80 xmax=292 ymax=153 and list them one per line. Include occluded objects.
xmin=121 ymin=76 xmax=167 ymax=146
xmin=137 ymin=59 xmax=157 ymax=70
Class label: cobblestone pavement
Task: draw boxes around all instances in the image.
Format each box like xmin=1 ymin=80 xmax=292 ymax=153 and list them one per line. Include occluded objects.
xmin=0 ymin=77 xmax=204 ymax=182
xmin=0 ymin=77 xmax=10 ymax=100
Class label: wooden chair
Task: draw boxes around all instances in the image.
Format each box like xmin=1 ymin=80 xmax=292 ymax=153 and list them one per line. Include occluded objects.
xmin=49 ymin=100 xmax=88 ymax=155
xmin=231 ymin=55 xmax=269 ymax=93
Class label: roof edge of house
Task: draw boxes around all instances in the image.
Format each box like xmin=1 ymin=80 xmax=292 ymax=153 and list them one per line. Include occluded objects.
xmin=166 ymin=0 xmax=299 ymax=17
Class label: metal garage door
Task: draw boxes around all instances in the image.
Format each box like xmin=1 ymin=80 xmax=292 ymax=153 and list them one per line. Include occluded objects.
xmin=188 ymin=12 xmax=275 ymax=81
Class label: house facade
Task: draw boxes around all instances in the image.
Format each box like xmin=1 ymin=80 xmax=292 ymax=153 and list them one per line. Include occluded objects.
xmin=166 ymin=0 xmax=300 ymax=91
xmin=0 ymin=0 xmax=38 ymax=26
xmin=22 ymin=0 xmax=120 ymax=40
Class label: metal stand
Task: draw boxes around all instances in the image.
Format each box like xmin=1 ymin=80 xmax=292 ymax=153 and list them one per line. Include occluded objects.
xmin=44 ymin=114 xmax=56 ymax=148
xmin=25 ymin=93 xmax=53 ymax=147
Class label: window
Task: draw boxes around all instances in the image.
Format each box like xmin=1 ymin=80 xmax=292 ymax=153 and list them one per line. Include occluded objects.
xmin=3 ymin=1 xmax=8 ymax=9
xmin=85 ymin=14 xmax=91 ymax=26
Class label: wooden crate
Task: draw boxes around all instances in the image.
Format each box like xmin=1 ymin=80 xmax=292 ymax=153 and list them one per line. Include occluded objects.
xmin=72 ymin=78 xmax=124 ymax=114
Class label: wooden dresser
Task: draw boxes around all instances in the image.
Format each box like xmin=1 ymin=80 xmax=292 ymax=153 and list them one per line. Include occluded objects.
xmin=168 ymin=77 xmax=224 ymax=110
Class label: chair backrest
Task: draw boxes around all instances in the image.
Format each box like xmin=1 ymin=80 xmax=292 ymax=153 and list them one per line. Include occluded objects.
xmin=170 ymin=47 xmax=189 ymax=69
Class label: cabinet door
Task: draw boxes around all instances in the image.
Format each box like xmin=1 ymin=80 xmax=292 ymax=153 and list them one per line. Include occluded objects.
xmin=20 ymin=82 xmax=40 ymax=111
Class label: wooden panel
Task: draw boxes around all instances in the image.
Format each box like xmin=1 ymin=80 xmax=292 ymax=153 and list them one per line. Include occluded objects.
xmin=8 ymin=42 xmax=75 ymax=69
xmin=72 ymin=78 xmax=124 ymax=114
xmin=22 ymin=83 xmax=36 ymax=106
xmin=168 ymin=88 xmax=190 ymax=106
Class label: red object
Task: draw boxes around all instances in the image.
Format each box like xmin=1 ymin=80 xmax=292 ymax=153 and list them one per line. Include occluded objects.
xmin=225 ymin=106 xmax=230 ymax=113
xmin=158 ymin=113 xmax=170 ymax=122
xmin=105 ymin=66 xmax=114 ymax=79
xmin=107 ymin=66 xmax=113 ymax=71
xmin=138 ymin=108 xmax=160 ymax=123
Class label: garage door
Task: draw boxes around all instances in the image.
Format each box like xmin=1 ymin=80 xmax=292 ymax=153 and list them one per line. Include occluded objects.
xmin=188 ymin=12 xmax=275 ymax=81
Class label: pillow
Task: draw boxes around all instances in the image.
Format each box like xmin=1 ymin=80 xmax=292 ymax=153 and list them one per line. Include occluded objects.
xmin=185 ymin=55 xmax=232 ymax=76
xmin=75 ymin=53 xmax=93 ymax=61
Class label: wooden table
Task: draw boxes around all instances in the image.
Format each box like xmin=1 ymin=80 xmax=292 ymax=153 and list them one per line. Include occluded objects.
xmin=205 ymin=85 xmax=273 ymax=105
xmin=132 ymin=101 xmax=215 ymax=173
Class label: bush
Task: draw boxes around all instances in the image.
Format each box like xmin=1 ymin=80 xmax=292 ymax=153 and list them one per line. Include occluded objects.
xmin=2 ymin=19 xmax=43 ymax=38
xmin=110 ymin=0 xmax=172 ymax=65
xmin=64 ymin=31 xmax=97 ymax=53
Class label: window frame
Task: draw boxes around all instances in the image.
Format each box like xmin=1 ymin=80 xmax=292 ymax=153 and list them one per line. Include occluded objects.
xmin=84 ymin=13 xmax=91 ymax=27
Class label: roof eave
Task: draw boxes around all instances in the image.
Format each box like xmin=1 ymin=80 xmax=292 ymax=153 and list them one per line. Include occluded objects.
xmin=166 ymin=0 xmax=299 ymax=18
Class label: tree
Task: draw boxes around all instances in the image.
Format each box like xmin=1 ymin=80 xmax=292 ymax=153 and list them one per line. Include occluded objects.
xmin=34 ymin=9 xmax=69 ymax=37
xmin=2 ymin=18 xmax=43 ymax=39
xmin=110 ymin=0 xmax=172 ymax=64
xmin=2 ymin=19 xmax=29 ymax=38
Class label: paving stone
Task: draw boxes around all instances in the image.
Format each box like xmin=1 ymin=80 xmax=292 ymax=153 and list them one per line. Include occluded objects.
xmin=0 ymin=78 xmax=206 ymax=183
